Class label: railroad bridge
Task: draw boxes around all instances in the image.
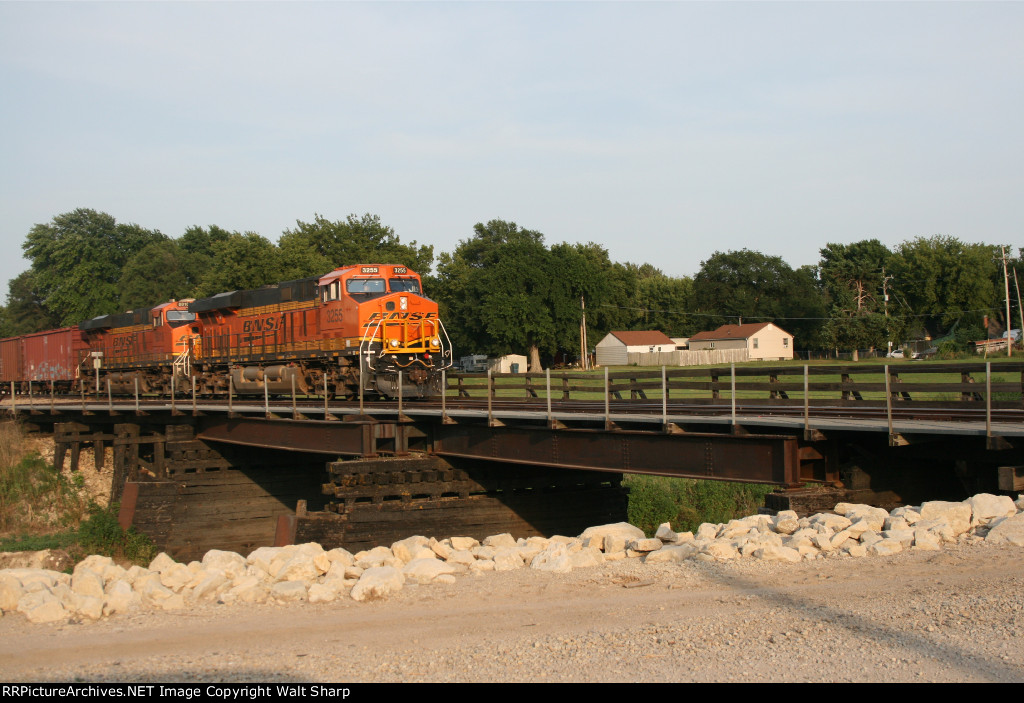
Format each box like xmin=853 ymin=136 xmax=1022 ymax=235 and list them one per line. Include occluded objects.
xmin=5 ymin=362 xmax=1023 ymax=561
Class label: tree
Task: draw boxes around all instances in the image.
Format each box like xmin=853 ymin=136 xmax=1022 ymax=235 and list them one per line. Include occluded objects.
xmin=278 ymin=213 xmax=434 ymax=279
xmin=118 ymin=240 xmax=192 ymax=310
xmin=195 ymin=232 xmax=285 ymax=297
xmin=0 ymin=271 xmax=61 ymax=336
xmin=693 ymin=249 xmax=827 ymax=347
xmin=817 ymin=240 xmax=900 ymax=354
xmin=22 ymin=209 xmax=166 ymax=324
xmin=889 ymin=236 xmax=1003 ymax=338
xmin=435 ymin=220 xmax=555 ymax=370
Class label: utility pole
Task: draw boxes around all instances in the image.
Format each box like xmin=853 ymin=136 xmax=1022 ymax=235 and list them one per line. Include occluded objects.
xmin=579 ymin=296 xmax=588 ymax=370
xmin=1014 ymin=266 xmax=1023 ymax=349
xmin=882 ymin=267 xmax=894 ymax=355
xmin=1002 ymin=247 xmax=1012 ymax=357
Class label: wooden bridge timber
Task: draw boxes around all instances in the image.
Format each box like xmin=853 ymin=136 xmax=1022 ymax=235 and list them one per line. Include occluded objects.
xmin=4 ymin=362 xmax=1023 ymax=560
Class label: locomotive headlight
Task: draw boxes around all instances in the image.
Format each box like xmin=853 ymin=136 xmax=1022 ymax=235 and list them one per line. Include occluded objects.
xmin=431 ymin=337 xmax=440 ymax=347
xmin=400 ymin=296 xmax=408 ymax=310
xmin=389 ymin=339 xmax=400 ymax=348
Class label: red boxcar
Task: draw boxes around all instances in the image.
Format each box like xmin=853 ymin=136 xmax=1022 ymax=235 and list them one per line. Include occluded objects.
xmin=0 ymin=327 xmax=89 ymax=385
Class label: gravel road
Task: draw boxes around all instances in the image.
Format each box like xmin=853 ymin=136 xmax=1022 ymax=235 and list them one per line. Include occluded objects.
xmin=1 ymin=540 xmax=1022 ymax=683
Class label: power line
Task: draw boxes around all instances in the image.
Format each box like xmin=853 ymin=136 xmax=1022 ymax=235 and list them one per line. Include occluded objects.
xmin=596 ymin=304 xmax=1005 ymax=322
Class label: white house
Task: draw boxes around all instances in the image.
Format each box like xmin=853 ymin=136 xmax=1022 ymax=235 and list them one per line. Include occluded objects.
xmin=595 ymin=330 xmax=677 ymax=366
xmin=687 ymin=322 xmax=794 ymax=361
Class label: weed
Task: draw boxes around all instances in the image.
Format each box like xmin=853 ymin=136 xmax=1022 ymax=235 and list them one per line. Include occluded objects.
xmin=624 ymin=474 xmax=776 ymax=536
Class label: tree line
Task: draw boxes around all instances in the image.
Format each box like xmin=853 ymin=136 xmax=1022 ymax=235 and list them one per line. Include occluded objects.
xmin=1 ymin=208 xmax=1019 ymax=365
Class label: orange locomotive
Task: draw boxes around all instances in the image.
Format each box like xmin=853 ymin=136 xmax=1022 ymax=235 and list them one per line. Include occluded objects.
xmin=0 ymin=264 xmax=452 ymax=399
xmin=188 ymin=263 xmax=451 ymax=398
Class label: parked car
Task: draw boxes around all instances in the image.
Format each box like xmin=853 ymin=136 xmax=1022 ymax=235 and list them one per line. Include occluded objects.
xmin=886 ymin=349 xmax=904 ymax=359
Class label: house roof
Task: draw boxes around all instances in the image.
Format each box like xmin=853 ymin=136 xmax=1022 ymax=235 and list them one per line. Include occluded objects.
xmin=607 ymin=330 xmax=676 ymax=346
xmin=689 ymin=322 xmax=787 ymax=342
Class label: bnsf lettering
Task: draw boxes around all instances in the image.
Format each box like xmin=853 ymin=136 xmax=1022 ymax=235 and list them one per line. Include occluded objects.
xmin=113 ymin=337 xmax=136 ymax=350
xmin=242 ymin=316 xmax=284 ymax=333
xmin=366 ymin=312 xmax=437 ymax=322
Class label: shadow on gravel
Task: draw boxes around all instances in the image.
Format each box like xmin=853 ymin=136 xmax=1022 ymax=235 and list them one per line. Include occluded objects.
xmin=700 ymin=564 xmax=1022 ymax=682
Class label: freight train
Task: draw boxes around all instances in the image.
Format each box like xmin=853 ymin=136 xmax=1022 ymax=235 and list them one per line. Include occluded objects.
xmin=0 ymin=264 xmax=452 ymax=399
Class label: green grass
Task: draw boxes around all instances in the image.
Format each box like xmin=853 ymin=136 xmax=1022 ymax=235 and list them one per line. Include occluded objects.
xmin=0 ymin=420 xmax=155 ymax=565
xmin=623 ymin=474 xmax=777 ymax=537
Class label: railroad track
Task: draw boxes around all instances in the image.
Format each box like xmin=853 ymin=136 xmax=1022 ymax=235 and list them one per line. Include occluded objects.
xmin=10 ymin=392 xmax=1023 ymax=425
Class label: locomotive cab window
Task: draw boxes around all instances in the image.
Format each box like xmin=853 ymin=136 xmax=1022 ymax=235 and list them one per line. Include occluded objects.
xmin=389 ymin=278 xmax=420 ymax=294
xmin=346 ymin=278 xmax=386 ymax=300
xmin=165 ymin=310 xmax=197 ymax=328
xmin=322 ymin=281 xmax=341 ymax=302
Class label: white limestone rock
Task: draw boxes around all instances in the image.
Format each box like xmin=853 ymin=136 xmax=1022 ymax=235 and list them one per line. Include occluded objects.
xmin=391 ymin=536 xmax=431 ymax=563
xmin=627 ymin=538 xmax=664 ymax=553
xmin=471 ymin=545 xmax=497 ymax=561
xmin=483 ymin=533 xmax=517 ymax=549
xmin=159 ymin=563 xmax=194 ymax=592
xmin=919 ymin=501 xmax=972 ymax=535
xmin=719 ymin=520 xmax=752 ymax=540
xmin=148 ymin=552 xmax=178 ymax=574
xmin=201 ymin=550 xmax=247 ymax=579
xmin=579 ymin=523 xmax=645 ymax=543
xmin=103 ymin=579 xmax=141 ymax=616
xmin=703 ymin=540 xmax=740 ymax=560
xmin=883 ymin=528 xmax=916 ymax=548
xmin=324 ymin=547 xmax=355 ymax=568
xmin=654 ymin=523 xmax=679 ymax=543
xmin=353 ymin=545 xmax=395 ymax=569
xmin=530 ymin=544 xmax=573 ymax=573
xmin=837 ymin=504 xmax=888 ymax=531
xmin=867 ymin=539 xmax=903 ymax=557
xmin=308 ymin=582 xmax=343 ymax=604
xmin=912 ymin=531 xmax=942 ymax=551
xmin=351 ymin=566 xmax=404 ymax=601
xmin=773 ymin=511 xmax=800 ymax=535
xmin=449 ymin=536 xmax=479 ymax=551
xmin=492 ymin=548 xmax=525 ymax=572
xmin=225 ymin=576 xmax=269 ymax=604
xmin=809 ymin=513 xmax=852 ymax=532
xmin=568 ymin=547 xmax=604 ymax=569
xmin=446 ymin=550 xmax=476 ymax=566
xmin=884 ymin=516 xmax=910 ymax=531
xmin=603 ymin=535 xmax=628 ymax=554
xmin=17 ymin=590 xmax=69 ymax=624
xmin=985 ymin=513 xmax=1024 ymax=547
xmin=429 ymin=539 xmax=452 ymax=560
xmin=273 ymin=554 xmax=320 ymax=583
xmin=890 ymin=506 xmax=922 ymax=525
xmin=967 ymin=494 xmax=1018 ymax=525
xmin=696 ymin=523 xmax=720 ymax=541
xmin=246 ymin=546 xmax=283 ymax=575
xmin=844 ymin=544 xmax=868 ymax=558
xmin=191 ymin=571 xmax=229 ymax=602
xmin=469 ymin=560 xmax=495 ymax=573
xmin=70 ymin=593 xmax=104 ymax=620
xmin=403 ymin=558 xmax=458 ymax=583
xmin=752 ymin=545 xmax=801 ymax=563
xmin=271 ymin=581 xmax=308 ymax=602
xmin=644 ymin=544 xmax=699 ymax=563
xmin=0 ymin=573 xmax=25 ymax=612
xmin=71 ymin=569 xmax=106 ymax=600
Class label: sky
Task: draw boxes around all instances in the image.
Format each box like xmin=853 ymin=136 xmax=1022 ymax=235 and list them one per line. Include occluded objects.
xmin=1 ymin=0 xmax=1022 ymax=296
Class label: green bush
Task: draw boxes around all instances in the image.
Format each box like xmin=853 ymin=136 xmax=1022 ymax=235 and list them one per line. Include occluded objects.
xmin=624 ymin=474 xmax=776 ymax=536
xmin=76 ymin=502 xmax=156 ymax=564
